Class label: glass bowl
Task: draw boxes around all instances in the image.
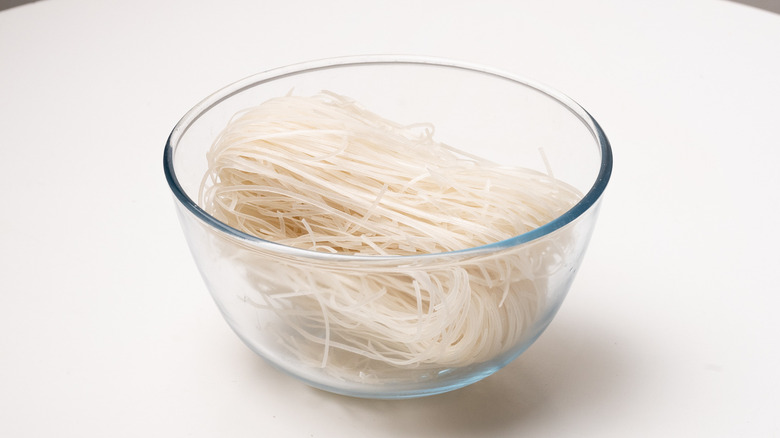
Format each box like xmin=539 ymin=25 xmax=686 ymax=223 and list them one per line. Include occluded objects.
xmin=163 ymin=55 xmax=612 ymax=399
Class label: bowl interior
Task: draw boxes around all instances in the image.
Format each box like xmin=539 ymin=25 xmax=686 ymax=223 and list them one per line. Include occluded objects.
xmin=167 ymin=58 xmax=610 ymax=250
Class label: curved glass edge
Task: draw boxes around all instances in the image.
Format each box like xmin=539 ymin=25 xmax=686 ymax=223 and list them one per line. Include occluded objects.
xmin=163 ymin=55 xmax=613 ymax=263
xmin=225 ymin=311 xmax=548 ymax=400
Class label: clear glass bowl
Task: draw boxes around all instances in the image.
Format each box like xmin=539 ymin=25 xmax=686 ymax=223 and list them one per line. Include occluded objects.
xmin=163 ymin=55 xmax=612 ymax=399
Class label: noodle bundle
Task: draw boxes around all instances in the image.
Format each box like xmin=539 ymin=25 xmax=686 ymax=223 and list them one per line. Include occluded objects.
xmin=199 ymin=92 xmax=581 ymax=376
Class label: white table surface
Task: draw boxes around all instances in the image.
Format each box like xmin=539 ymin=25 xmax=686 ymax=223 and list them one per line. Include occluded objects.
xmin=2 ymin=0 xmax=779 ymax=436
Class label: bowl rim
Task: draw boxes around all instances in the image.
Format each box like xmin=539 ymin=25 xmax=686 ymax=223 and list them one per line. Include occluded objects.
xmin=163 ymin=54 xmax=613 ymax=262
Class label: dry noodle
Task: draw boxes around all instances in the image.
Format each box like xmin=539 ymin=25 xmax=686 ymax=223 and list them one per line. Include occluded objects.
xmin=199 ymin=92 xmax=581 ymax=376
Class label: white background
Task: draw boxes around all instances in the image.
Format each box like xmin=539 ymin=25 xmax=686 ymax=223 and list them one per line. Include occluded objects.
xmin=1 ymin=0 xmax=778 ymax=436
